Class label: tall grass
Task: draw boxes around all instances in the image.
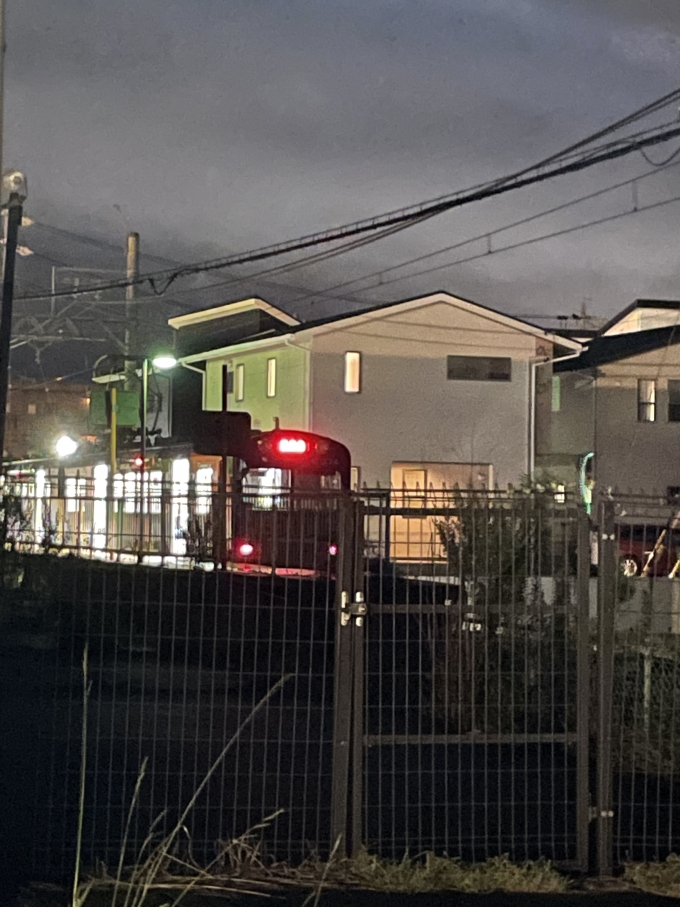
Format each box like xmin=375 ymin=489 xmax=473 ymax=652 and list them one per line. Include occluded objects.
xmin=73 ymin=673 xmax=293 ymax=907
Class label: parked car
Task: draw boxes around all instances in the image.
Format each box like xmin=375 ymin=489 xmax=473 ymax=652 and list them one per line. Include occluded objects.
xmin=617 ymin=524 xmax=680 ymax=577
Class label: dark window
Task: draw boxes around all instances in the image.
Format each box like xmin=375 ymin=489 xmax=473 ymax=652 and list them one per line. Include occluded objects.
xmin=669 ymin=380 xmax=680 ymax=422
xmin=447 ymin=355 xmax=512 ymax=382
xmin=222 ymin=366 xmax=233 ymax=410
xmin=668 ymin=487 xmax=680 ymax=505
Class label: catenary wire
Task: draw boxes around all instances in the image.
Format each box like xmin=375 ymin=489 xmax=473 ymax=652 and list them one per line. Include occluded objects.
xmin=278 ymin=156 xmax=680 ymax=309
xmin=640 ymin=144 xmax=680 ymax=167
xmin=18 ymin=151 xmax=680 ymax=320
xmin=16 ymin=99 xmax=680 ymax=303
xmin=334 ymin=190 xmax=680 ymax=295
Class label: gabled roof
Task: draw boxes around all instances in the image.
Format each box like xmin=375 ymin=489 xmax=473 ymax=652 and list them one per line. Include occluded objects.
xmin=598 ymin=298 xmax=680 ymax=336
xmin=177 ymin=290 xmax=581 ymax=363
xmin=280 ymin=290 xmax=581 ymax=344
xmin=168 ymin=297 xmax=300 ymax=330
xmin=554 ymin=324 xmax=680 ymax=373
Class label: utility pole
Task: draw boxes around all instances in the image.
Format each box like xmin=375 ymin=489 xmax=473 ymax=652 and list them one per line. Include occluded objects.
xmin=0 ymin=192 xmax=24 ymax=462
xmin=116 ymin=230 xmax=139 ymax=472
xmin=0 ymin=0 xmax=5 ymax=198
xmin=124 ymin=230 xmax=139 ymax=357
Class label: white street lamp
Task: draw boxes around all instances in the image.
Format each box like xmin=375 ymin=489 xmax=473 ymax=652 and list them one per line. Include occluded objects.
xmin=55 ymin=435 xmax=78 ymax=458
xmin=139 ymin=352 xmax=177 ymax=554
xmin=151 ymin=355 xmax=178 ymax=371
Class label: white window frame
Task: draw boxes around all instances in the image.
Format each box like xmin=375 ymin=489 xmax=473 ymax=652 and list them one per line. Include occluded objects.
xmin=266 ymin=358 xmax=277 ymax=398
xmin=235 ymin=363 xmax=245 ymax=402
xmin=638 ymin=379 xmax=656 ymax=423
xmin=344 ymin=351 xmax=361 ymax=393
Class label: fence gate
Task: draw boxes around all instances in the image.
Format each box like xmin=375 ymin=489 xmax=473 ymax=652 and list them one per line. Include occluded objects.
xmin=599 ymin=496 xmax=680 ymax=871
xmin=332 ymin=491 xmax=592 ymax=868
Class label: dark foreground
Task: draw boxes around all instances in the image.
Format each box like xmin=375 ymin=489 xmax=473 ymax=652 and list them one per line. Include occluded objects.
xmin=17 ymin=884 xmax=680 ymax=907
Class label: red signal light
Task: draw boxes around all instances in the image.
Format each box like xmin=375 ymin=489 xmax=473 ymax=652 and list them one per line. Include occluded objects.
xmin=328 ymin=544 xmax=338 ymax=556
xmin=238 ymin=542 xmax=255 ymax=558
xmin=276 ymin=436 xmax=308 ymax=454
xmin=133 ymin=456 xmax=144 ymax=468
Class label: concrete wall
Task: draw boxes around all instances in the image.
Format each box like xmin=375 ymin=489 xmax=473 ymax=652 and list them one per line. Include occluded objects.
xmin=308 ymin=299 xmax=539 ymax=488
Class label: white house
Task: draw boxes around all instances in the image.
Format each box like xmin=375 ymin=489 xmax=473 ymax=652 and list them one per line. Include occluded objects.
xmin=170 ymin=292 xmax=580 ymax=490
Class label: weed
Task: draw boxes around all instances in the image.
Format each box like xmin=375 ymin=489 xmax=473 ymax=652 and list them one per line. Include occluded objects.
xmin=624 ymin=853 xmax=680 ymax=897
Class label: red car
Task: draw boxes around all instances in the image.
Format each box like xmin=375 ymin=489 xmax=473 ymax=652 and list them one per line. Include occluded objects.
xmin=617 ymin=524 xmax=680 ymax=577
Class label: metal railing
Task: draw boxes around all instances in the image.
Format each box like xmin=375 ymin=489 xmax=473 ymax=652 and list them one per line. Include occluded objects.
xmin=5 ymin=484 xmax=680 ymax=883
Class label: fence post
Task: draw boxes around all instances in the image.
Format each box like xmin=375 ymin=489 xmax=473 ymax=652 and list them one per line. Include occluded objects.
xmin=595 ymin=498 xmax=617 ymax=876
xmin=350 ymin=498 xmax=366 ymax=856
xmin=330 ymin=494 xmax=368 ymax=857
xmin=576 ymin=506 xmax=592 ymax=871
xmin=331 ymin=496 xmax=356 ymax=855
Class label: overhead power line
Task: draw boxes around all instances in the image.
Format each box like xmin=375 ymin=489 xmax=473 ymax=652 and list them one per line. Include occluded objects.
xmin=280 ymin=156 xmax=680 ymax=306
xmin=344 ymin=189 xmax=680 ymax=294
xmin=17 ymin=89 xmax=680 ymax=304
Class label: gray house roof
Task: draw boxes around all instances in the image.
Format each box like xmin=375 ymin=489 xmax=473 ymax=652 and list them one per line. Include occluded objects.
xmin=172 ymin=290 xmax=581 ymax=362
xmin=554 ymin=324 xmax=680 ymax=372
xmin=598 ymin=298 xmax=680 ymax=336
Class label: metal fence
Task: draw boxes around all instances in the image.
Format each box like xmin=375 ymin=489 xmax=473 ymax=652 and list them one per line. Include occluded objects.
xmin=339 ymin=490 xmax=589 ymax=867
xmin=6 ymin=484 xmax=680 ymax=884
xmin=600 ymin=495 xmax=680 ymax=869
xmin=2 ymin=554 xmax=338 ymax=883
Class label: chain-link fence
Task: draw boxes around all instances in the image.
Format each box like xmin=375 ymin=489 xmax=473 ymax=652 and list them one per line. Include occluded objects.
xmin=8 ymin=485 xmax=680 ymax=885
xmin=607 ymin=497 xmax=680 ymax=863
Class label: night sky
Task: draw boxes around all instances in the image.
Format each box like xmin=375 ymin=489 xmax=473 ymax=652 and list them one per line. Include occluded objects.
xmin=8 ymin=0 xmax=680 ymax=375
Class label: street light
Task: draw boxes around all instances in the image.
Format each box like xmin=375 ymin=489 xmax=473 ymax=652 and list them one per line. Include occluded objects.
xmin=139 ymin=352 xmax=177 ymax=554
xmin=55 ymin=435 xmax=79 ymax=458
xmin=141 ymin=353 xmax=178 ymax=468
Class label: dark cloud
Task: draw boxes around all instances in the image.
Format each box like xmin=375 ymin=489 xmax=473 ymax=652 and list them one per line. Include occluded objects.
xmin=7 ymin=0 xmax=680 ymax=372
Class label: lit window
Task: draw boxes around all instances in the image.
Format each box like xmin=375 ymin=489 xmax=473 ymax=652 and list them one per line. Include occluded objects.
xmin=344 ymin=352 xmax=361 ymax=393
xmin=350 ymin=466 xmax=361 ymax=491
xmin=235 ymin=363 xmax=245 ymax=402
xmin=65 ymin=477 xmax=86 ymax=513
xmin=266 ymin=358 xmax=277 ymax=398
xmin=27 ymin=403 xmax=37 ymax=415
xmin=65 ymin=477 xmax=77 ymax=512
xmin=148 ymin=470 xmax=163 ymax=514
xmin=551 ymin=375 xmax=561 ymax=413
xmin=92 ymin=464 xmax=108 ymax=548
xmin=242 ymin=467 xmax=283 ymax=510
xmin=402 ymin=468 xmax=427 ymax=506
xmin=93 ymin=464 xmax=108 ymax=497
xmin=669 ymin=380 xmax=680 ymax=422
xmin=638 ymin=379 xmax=656 ymax=422
xmin=124 ymin=471 xmax=138 ymax=513
xmin=447 ymin=355 xmax=511 ymax=381
xmin=171 ymin=458 xmax=191 ymax=555
xmin=195 ymin=466 xmax=213 ymax=515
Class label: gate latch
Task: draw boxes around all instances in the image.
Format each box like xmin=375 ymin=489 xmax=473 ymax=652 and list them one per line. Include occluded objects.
xmin=340 ymin=591 xmax=368 ymax=626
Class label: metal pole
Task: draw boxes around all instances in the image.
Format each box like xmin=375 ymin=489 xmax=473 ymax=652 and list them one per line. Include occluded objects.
xmin=576 ymin=506 xmax=592 ymax=871
xmin=0 ymin=0 xmax=5 ymax=196
xmin=139 ymin=357 xmax=148 ymax=554
xmin=596 ymin=499 xmax=617 ymax=876
xmin=125 ymin=231 xmax=139 ymax=357
xmin=0 ymin=194 xmax=23 ymax=464
xmin=109 ymin=385 xmax=117 ymax=473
